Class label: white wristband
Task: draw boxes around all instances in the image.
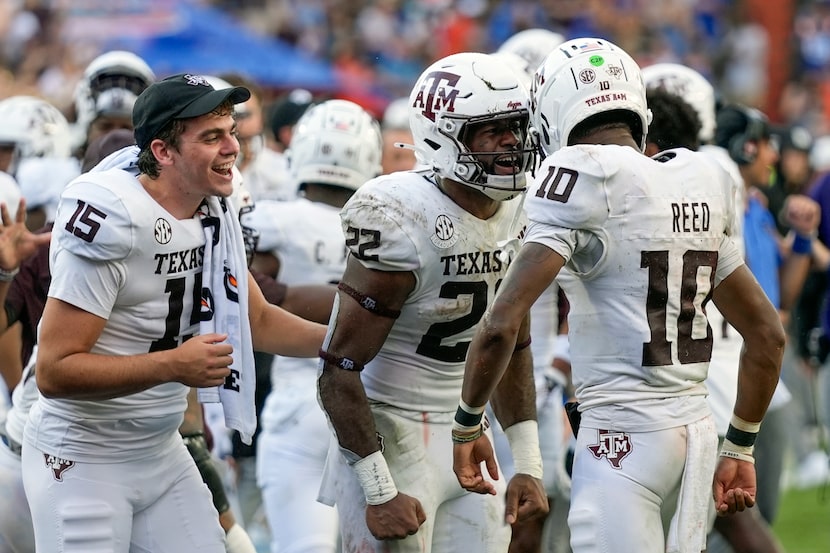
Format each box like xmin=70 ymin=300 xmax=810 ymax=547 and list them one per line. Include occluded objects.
xmin=351 ymin=450 xmax=398 ymax=505
xmin=504 ymin=420 xmax=544 ymax=479
xmin=719 ymin=437 xmax=755 ymax=464
xmin=730 ymin=414 xmax=761 ymax=433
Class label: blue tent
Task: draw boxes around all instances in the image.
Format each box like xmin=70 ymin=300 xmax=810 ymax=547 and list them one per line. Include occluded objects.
xmin=104 ymin=3 xmax=337 ymax=91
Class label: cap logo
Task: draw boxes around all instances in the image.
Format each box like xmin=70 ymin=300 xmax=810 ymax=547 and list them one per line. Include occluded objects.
xmin=183 ymin=74 xmax=211 ymax=87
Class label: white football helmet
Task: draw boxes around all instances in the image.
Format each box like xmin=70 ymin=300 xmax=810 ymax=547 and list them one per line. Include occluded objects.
xmin=287 ymin=99 xmax=382 ymax=191
xmin=73 ymin=50 xmax=155 ymax=138
xmin=0 ymin=96 xmax=72 ymax=175
xmin=409 ymin=52 xmax=535 ymax=201
xmin=531 ymin=37 xmax=651 ymax=156
xmin=641 ymin=63 xmax=716 ymax=143
xmin=497 ymin=28 xmax=565 ymax=80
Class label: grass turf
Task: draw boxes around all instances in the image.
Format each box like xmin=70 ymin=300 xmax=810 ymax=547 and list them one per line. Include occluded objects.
xmin=772 ymin=484 xmax=830 ymax=552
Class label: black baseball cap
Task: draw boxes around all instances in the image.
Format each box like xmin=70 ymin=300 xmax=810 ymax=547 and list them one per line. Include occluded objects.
xmin=268 ymin=88 xmax=313 ymax=144
xmin=133 ymin=73 xmax=251 ymax=149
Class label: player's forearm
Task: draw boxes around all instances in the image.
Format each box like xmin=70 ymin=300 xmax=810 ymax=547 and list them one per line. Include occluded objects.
xmin=779 ymin=250 xmax=811 ymax=312
xmin=251 ymin=304 xmax=326 ymax=357
xmin=734 ymin=325 xmax=785 ymax=423
xmin=490 ymin=345 xmax=536 ymax=429
xmin=490 ymin=314 xmax=536 ymax=428
xmin=461 ymin=315 xmax=520 ymax=408
xmin=0 ymin=283 xmax=11 ymax=333
xmin=279 ymin=284 xmax=336 ymax=324
xmin=318 ymin=366 xmax=381 ymax=458
xmin=36 ymin=350 xmax=172 ymax=400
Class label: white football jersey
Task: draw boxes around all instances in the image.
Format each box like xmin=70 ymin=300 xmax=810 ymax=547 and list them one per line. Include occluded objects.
xmin=245 ymin=198 xmax=346 ymax=286
xmin=29 ymin=168 xmax=205 ymax=461
xmin=525 ymin=145 xmax=743 ymax=432
xmin=245 ymin=196 xmax=348 ymax=430
xmin=340 ymin=171 xmax=526 ymax=413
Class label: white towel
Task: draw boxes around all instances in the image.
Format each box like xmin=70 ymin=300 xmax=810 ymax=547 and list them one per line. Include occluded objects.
xmin=89 ymin=145 xmax=141 ymax=174
xmin=666 ymin=415 xmax=718 ymax=553
xmin=197 ymin=196 xmax=257 ymax=445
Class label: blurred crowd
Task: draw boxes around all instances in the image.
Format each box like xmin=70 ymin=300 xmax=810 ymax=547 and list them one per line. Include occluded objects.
xmin=0 ymin=1 xmax=819 ymax=121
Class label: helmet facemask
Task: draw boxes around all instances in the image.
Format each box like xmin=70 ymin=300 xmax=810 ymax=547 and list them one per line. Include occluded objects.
xmin=447 ymin=110 xmax=535 ymax=200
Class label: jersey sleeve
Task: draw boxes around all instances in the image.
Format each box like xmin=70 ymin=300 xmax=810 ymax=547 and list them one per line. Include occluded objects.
xmin=52 ymin=178 xmax=134 ymax=262
xmin=524 ymin=145 xmax=612 ymax=267
xmin=48 ymin=246 xmax=124 ymax=320
xmin=714 ymin=234 xmax=743 ymax=286
xmin=525 ymin=145 xmax=611 ymax=232
xmin=339 ymin=184 xmax=420 ymax=272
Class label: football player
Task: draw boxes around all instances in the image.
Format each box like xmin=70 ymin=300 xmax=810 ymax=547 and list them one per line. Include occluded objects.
xmin=495 ymin=28 xmax=573 ymax=553
xmin=248 ymin=98 xmax=382 ymax=553
xmin=644 ymin=67 xmax=787 ymax=553
xmin=316 ymin=52 xmax=547 ymax=552
xmin=711 ymin=103 xmax=819 ymax=531
xmin=453 ymin=38 xmax=785 ymax=553
xmin=0 ymin=95 xmax=79 ymax=231
xmin=22 ymin=74 xmax=327 ymax=553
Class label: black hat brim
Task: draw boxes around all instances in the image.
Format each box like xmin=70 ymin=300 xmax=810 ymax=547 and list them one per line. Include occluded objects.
xmin=178 ymin=86 xmax=251 ymax=119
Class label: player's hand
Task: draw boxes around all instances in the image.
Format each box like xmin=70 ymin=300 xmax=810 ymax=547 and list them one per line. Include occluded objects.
xmin=505 ymin=473 xmax=549 ymax=525
xmin=171 ymin=333 xmax=233 ymax=387
xmin=453 ymin=435 xmax=499 ymax=495
xmin=0 ymin=199 xmax=50 ymax=272
xmin=712 ymin=456 xmax=757 ymax=516
xmin=365 ymin=493 xmax=426 ymax=540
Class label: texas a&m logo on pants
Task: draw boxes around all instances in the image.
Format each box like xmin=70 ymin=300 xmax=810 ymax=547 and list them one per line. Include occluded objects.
xmin=44 ymin=453 xmax=75 ymax=481
xmin=587 ymin=430 xmax=632 ymax=469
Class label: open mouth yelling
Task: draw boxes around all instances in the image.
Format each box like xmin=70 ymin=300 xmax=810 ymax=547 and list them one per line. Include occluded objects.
xmin=212 ymin=162 xmax=235 ymax=177
xmin=493 ymin=152 xmax=522 ymax=173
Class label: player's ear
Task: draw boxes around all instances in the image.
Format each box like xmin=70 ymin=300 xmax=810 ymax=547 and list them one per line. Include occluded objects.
xmin=150 ymin=138 xmax=175 ymax=166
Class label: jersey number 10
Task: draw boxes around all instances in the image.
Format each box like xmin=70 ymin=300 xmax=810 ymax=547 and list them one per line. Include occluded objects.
xmin=641 ymin=249 xmax=717 ymax=366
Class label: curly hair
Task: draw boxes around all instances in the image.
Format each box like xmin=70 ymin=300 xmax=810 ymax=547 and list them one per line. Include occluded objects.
xmin=645 ymin=88 xmax=701 ymax=152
